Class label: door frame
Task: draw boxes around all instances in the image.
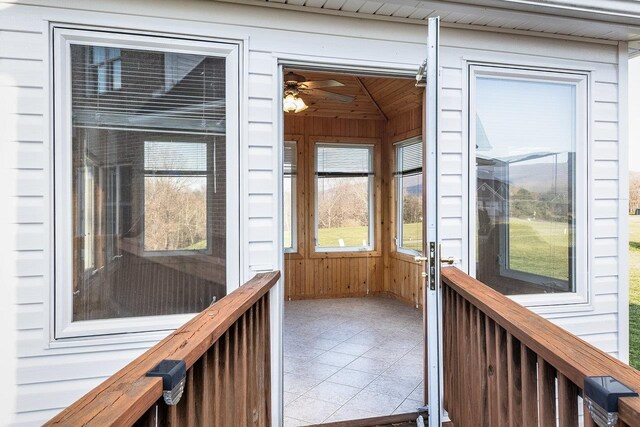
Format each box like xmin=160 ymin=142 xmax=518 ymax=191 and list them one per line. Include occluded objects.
xmin=275 ymin=56 xmax=433 ymax=425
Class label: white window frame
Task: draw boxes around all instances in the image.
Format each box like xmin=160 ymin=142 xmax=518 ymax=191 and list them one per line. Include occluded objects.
xmin=283 ymin=140 xmax=297 ymax=253
xmin=395 ymin=137 xmax=423 ymax=256
xmin=469 ymin=64 xmax=590 ymax=309
xmin=314 ymin=143 xmax=375 ymax=252
xmin=53 ymin=27 xmax=240 ymax=340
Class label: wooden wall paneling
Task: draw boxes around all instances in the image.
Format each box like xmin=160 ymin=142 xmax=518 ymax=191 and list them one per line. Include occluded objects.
xmin=386 ymin=105 xmax=424 ymax=308
xmin=283 ymin=100 xmax=425 ymax=306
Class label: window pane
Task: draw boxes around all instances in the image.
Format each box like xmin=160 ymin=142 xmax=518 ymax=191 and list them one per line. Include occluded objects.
xmin=284 ymin=141 xmax=297 ymax=251
xmin=401 ymin=173 xmax=423 ymax=252
xmin=315 ymin=144 xmax=373 ymax=250
xmin=71 ymin=44 xmax=227 ymax=321
xmin=283 ymin=176 xmax=293 ymax=249
xmin=317 ymin=176 xmax=371 ymax=248
xmin=396 ymin=138 xmax=423 ymax=253
xmin=475 ymin=75 xmax=576 ymax=295
xmin=144 ymin=176 xmax=207 ymax=251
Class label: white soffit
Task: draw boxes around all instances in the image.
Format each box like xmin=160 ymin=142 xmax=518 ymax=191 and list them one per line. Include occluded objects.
xmin=237 ymin=0 xmax=640 ymax=44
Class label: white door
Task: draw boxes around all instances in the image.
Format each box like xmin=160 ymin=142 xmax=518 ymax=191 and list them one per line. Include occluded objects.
xmin=422 ymin=16 xmax=444 ymax=427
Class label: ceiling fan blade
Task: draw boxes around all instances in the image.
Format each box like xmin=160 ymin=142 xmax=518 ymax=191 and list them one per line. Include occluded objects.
xmin=310 ymin=89 xmax=355 ymax=103
xmin=299 ymin=79 xmax=344 ymax=89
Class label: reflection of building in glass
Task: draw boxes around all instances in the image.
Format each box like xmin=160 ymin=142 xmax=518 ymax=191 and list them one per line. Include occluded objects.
xmin=71 ymin=45 xmax=228 ymax=321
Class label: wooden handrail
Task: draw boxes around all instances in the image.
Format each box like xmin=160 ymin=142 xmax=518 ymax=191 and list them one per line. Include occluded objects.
xmin=442 ymin=267 xmax=640 ymax=426
xmin=46 ymin=270 xmax=280 ymax=426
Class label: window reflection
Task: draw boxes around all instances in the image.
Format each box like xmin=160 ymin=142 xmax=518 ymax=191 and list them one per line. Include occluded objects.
xmin=475 ymin=75 xmax=577 ymax=295
xmin=71 ymin=44 xmax=227 ymax=321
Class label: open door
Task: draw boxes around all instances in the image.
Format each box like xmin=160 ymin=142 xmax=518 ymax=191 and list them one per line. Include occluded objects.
xmin=422 ymin=16 xmax=444 ymax=427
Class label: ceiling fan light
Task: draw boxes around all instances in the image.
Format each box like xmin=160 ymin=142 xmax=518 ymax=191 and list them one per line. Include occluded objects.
xmin=283 ymin=94 xmax=298 ymax=113
xmin=294 ymin=96 xmax=308 ymax=113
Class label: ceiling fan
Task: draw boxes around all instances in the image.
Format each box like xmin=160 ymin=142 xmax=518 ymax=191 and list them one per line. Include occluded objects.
xmin=283 ymin=72 xmax=355 ymax=113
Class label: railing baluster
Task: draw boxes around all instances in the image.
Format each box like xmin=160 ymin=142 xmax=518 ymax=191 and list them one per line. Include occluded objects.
xmin=486 ymin=316 xmax=499 ymax=426
xmin=240 ymin=311 xmax=248 ymax=424
xmin=462 ymin=297 xmax=473 ymax=421
xmin=538 ymin=357 xmax=557 ymax=426
xmin=478 ymin=309 xmax=489 ymax=427
xmin=199 ymin=352 xmax=211 ymax=425
xmin=558 ymin=373 xmax=579 ymax=427
xmin=495 ymin=324 xmax=509 ymax=425
xmin=507 ymin=334 xmax=522 ymax=426
xmin=520 ymin=344 xmax=538 ymax=426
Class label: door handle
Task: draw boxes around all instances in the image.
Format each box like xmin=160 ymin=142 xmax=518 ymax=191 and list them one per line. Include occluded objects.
xmin=440 ymin=256 xmax=455 ymax=265
xmin=414 ymin=255 xmax=455 ymax=265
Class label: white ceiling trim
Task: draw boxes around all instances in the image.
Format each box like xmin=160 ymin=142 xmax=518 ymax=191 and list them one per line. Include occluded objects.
xmin=229 ymin=0 xmax=640 ymax=42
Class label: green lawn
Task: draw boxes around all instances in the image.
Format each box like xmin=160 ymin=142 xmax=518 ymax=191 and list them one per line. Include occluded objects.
xmin=629 ymin=215 xmax=640 ymax=369
xmin=508 ymin=218 xmax=570 ymax=281
xmin=316 ymin=223 xmax=423 ymax=250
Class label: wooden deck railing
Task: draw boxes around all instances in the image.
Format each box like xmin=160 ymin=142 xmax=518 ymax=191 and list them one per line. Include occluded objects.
xmin=442 ymin=267 xmax=640 ymax=427
xmin=46 ymin=271 xmax=280 ymax=427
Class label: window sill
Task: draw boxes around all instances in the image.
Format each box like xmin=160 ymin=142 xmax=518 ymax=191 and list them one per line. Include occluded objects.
xmin=510 ymin=293 xmax=593 ymax=315
xmin=310 ymin=249 xmax=381 ymax=259
xmin=284 ymin=251 xmax=304 ymax=260
xmin=391 ymin=250 xmax=420 ymax=263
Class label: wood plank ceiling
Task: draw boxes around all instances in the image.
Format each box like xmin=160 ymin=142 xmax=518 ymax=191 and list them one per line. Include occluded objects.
xmin=284 ymin=69 xmax=422 ymax=120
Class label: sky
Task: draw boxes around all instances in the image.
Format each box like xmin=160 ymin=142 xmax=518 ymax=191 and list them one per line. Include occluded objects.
xmin=629 ymin=57 xmax=640 ymax=172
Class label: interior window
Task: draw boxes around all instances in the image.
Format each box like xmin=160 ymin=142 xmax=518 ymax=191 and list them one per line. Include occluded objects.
xmin=395 ymin=137 xmax=423 ymax=254
xmin=143 ymin=141 xmax=209 ymax=252
xmin=315 ymin=144 xmax=374 ymax=251
xmin=70 ymin=43 xmax=227 ymax=321
xmin=475 ymin=73 xmax=578 ymax=295
xmin=283 ymin=141 xmax=297 ymax=252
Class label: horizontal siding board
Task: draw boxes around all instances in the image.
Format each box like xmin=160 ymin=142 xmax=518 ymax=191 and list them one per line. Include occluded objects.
xmin=0 ymin=87 xmax=46 ymax=115
xmin=2 ymin=142 xmax=46 ymax=170
xmin=248 ymin=194 xmax=275 ymax=218
xmin=0 ymin=30 xmax=44 ymax=61
xmin=16 ymin=349 xmax=143 ymax=385
xmin=248 ymin=73 xmax=275 ymax=99
xmin=0 ymin=58 xmax=44 ymax=88
xmin=15 ymin=278 xmax=46 ymax=305
xmin=9 ymin=224 xmax=46 ymax=251
xmin=6 ymin=197 xmax=46 ymax=224
xmin=2 ymin=114 xmax=44 ymax=142
xmin=594 ymin=101 xmax=618 ymax=121
xmin=248 ymin=122 xmax=275 ymax=146
xmin=248 ymin=146 xmax=274 ymax=171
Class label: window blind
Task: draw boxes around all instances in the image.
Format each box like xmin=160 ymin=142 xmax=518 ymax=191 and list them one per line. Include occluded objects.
xmin=71 ymin=45 xmax=226 ymax=134
xmin=144 ymin=141 xmax=207 ymax=173
xmin=284 ymin=141 xmax=297 ymax=175
xmin=396 ymin=137 xmax=423 ymax=176
xmin=316 ymin=144 xmax=373 ymax=177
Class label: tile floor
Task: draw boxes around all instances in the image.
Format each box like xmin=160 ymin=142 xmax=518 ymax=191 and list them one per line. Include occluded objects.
xmin=283 ymin=297 xmax=424 ymax=426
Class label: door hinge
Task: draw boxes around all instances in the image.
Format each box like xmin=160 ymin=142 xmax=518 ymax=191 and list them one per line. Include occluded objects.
xmin=415 ymin=58 xmax=427 ymax=87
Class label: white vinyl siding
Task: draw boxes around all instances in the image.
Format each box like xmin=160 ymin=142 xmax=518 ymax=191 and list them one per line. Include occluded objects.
xmin=0 ymin=0 xmax=626 ymax=425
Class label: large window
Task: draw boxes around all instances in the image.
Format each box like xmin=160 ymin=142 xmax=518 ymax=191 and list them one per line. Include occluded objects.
xmin=395 ymin=137 xmax=423 ymax=254
xmin=54 ymin=29 xmax=239 ymax=339
xmin=473 ymin=66 xmax=586 ymax=300
xmin=315 ymin=144 xmax=374 ymax=251
xmin=284 ymin=141 xmax=297 ymax=252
